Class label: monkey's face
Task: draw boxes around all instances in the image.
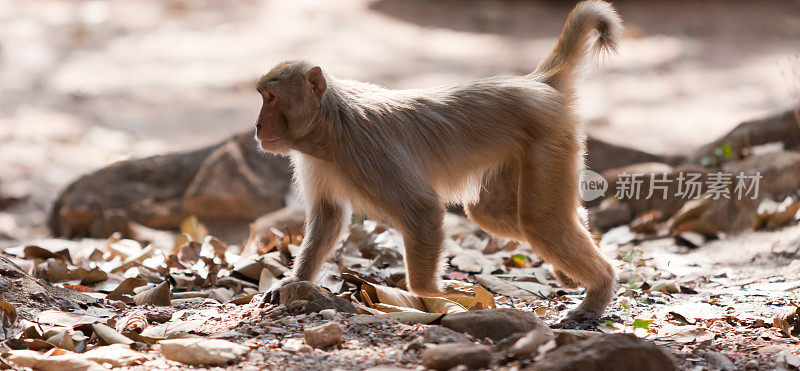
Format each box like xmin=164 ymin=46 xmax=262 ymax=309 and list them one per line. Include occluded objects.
xmin=254 ymin=90 xmax=292 ymax=154
xmin=254 ymin=62 xmax=328 ymax=155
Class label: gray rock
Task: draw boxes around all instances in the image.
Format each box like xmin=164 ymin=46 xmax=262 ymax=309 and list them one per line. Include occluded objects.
xmin=319 ymin=309 xmax=336 ymax=320
xmin=512 ymin=326 xmax=555 ymax=358
xmin=49 ymin=132 xmax=291 ymax=239
xmin=278 ymin=281 xmax=359 ymax=314
xmin=441 ymin=308 xmax=547 ymax=342
xmin=600 ymin=162 xmax=709 ymax=216
xmin=421 ymin=343 xmax=491 ymax=370
xmin=421 ymin=326 xmax=470 ymax=344
xmin=534 ymin=333 xmax=676 ymax=371
xmin=0 ymin=255 xmax=96 ymax=313
xmin=349 ymin=315 xmax=389 ymax=326
xmin=702 ymin=351 xmax=736 ymax=371
xmin=589 ymin=198 xmax=633 ymax=232
xmin=303 ymin=321 xmax=344 ymax=348
xmin=586 ymin=137 xmax=674 ymax=173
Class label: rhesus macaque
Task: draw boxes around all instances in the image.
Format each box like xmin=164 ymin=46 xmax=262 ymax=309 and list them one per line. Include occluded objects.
xmin=254 ymin=0 xmax=622 ymax=320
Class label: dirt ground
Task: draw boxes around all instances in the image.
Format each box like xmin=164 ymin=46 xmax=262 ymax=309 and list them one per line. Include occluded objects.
xmin=2 ymin=1 xmax=800 ymax=370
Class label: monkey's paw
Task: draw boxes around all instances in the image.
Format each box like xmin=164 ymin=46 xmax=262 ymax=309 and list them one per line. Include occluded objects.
xmin=258 ymin=276 xmax=299 ymax=307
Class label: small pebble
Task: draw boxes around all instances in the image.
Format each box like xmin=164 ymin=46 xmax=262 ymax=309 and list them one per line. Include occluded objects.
xmin=320 ymin=309 xmax=336 ymax=320
xmin=304 ymin=321 xmax=344 ymax=348
xmin=421 ymin=343 xmax=491 ymax=370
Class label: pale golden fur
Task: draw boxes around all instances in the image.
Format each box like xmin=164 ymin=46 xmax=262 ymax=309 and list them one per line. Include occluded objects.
xmin=254 ymin=0 xmax=622 ymax=320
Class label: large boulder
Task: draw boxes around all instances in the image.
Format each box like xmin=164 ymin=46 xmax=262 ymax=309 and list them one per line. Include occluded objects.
xmin=593 ymin=162 xmax=710 ymax=215
xmin=701 ymin=150 xmax=800 ymax=232
xmin=586 ymin=137 xmax=677 ymax=173
xmin=49 ymin=132 xmax=292 ymax=239
xmin=534 ymin=333 xmax=676 ymax=371
xmin=690 ymin=107 xmax=800 ymax=165
xmin=440 ymin=308 xmax=547 ymax=342
xmin=591 ymin=151 xmax=800 ymax=233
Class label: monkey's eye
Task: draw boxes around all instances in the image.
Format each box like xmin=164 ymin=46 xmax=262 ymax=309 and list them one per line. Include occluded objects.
xmin=266 ymin=92 xmax=275 ymax=102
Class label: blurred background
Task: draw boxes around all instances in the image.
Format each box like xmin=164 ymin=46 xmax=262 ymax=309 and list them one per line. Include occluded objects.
xmin=1 ymin=0 xmax=799 ymax=241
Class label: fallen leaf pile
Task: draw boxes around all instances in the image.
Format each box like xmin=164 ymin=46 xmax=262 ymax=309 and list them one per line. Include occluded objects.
xmin=0 ymin=213 xmax=572 ymax=368
xmin=0 ymin=211 xmax=798 ymax=369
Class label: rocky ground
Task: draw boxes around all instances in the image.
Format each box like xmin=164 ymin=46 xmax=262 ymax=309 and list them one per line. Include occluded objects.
xmin=2 ymin=0 xmax=800 ymax=370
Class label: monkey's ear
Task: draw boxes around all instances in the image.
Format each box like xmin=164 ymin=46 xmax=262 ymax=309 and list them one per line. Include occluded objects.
xmin=306 ymin=66 xmax=327 ymax=98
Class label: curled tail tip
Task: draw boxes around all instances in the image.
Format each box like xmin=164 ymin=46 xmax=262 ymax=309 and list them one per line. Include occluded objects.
xmin=537 ymin=0 xmax=622 ymax=88
xmin=580 ymin=0 xmax=624 ymax=56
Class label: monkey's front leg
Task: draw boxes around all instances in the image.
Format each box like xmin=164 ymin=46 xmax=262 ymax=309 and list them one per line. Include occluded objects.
xmin=392 ymin=200 xmax=449 ymax=296
xmin=262 ymin=197 xmax=351 ymax=304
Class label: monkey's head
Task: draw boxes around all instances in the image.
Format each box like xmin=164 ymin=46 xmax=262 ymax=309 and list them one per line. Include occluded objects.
xmin=254 ymin=60 xmax=327 ymax=154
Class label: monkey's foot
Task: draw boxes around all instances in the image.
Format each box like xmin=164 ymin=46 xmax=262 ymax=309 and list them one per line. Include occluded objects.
xmin=259 ymin=276 xmax=299 ymax=306
xmin=563 ymin=308 xmax=603 ymax=322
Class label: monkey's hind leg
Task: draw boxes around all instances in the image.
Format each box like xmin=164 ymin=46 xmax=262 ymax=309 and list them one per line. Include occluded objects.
xmin=517 ymin=140 xmax=615 ymax=321
xmin=466 ymin=161 xmax=582 ymax=291
xmin=465 ymin=161 xmax=523 ymax=240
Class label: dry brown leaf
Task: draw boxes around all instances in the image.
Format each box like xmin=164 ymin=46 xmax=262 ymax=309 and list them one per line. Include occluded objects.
xmin=140 ymin=319 xmax=206 ymax=339
xmin=534 ymin=306 xmax=555 ymax=318
xmin=110 ymin=245 xmax=154 ymax=274
xmin=106 ymin=277 xmax=147 ymax=301
xmin=232 ymin=256 xmax=267 ymax=281
xmin=4 ymin=338 xmax=54 ymax=351
xmin=4 ymin=348 xmax=104 ymax=371
xmin=475 ymin=274 xmax=551 ymax=300
xmin=176 ymin=241 xmax=202 ymax=264
xmin=75 ymin=268 xmax=108 ymax=286
xmin=36 ymin=310 xmax=104 ymax=327
xmin=361 ymin=282 xmax=425 ymax=310
xmin=228 ymin=292 xmax=259 ymax=305
xmin=0 ymin=300 xmax=17 ymax=331
xmin=159 ymin=338 xmax=248 ymax=366
xmin=439 ymin=281 xmax=496 ymax=310
xmin=258 ymin=268 xmax=278 ymax=292
xmin=46 ymin=330 xmax=75 ymax=351
xmin=360 ymin=282 xmax=468 ymax=314
xmin=420 ymin=297 xmax=467 ymax=314
xmin=23 ymin=245 xmax=71 ymax=262
xmin=205 ymin=287 xmax=234 ymax=303
xmin=373 ymin=303 xmax=426 ymax=313
xmin=116 ymin=310 xmax=148 ymax=334
xmin=673 ymin=326 xmax=715 ymax=343
xmin=92 ymin=323 xmax=134 ymax=345
xmin=180 ymin=215 xmax=208 ymax=243
xmin=350 ymin=300 xmax=385 ymax=315
xmin=82 ymin=344 xmax=147 ymax=367
xmin=775 ymin=316 xmax=792 ymax=337
xmin=35 ymin=259 xmax=73 ymax=282
xmin=650 ymin=281 xmax=681 ymax=293
xmin=107 ymin=239 xmax=143 ymax=260
xmin=200 ymin=236 xmax=227 ymax=260
xmin=133 ymin=281 xmax=171 ymax=306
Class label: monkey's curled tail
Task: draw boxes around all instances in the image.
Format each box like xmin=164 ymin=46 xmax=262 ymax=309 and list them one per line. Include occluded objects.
xmin=534 ymin=0 xmax=622 ymax=93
